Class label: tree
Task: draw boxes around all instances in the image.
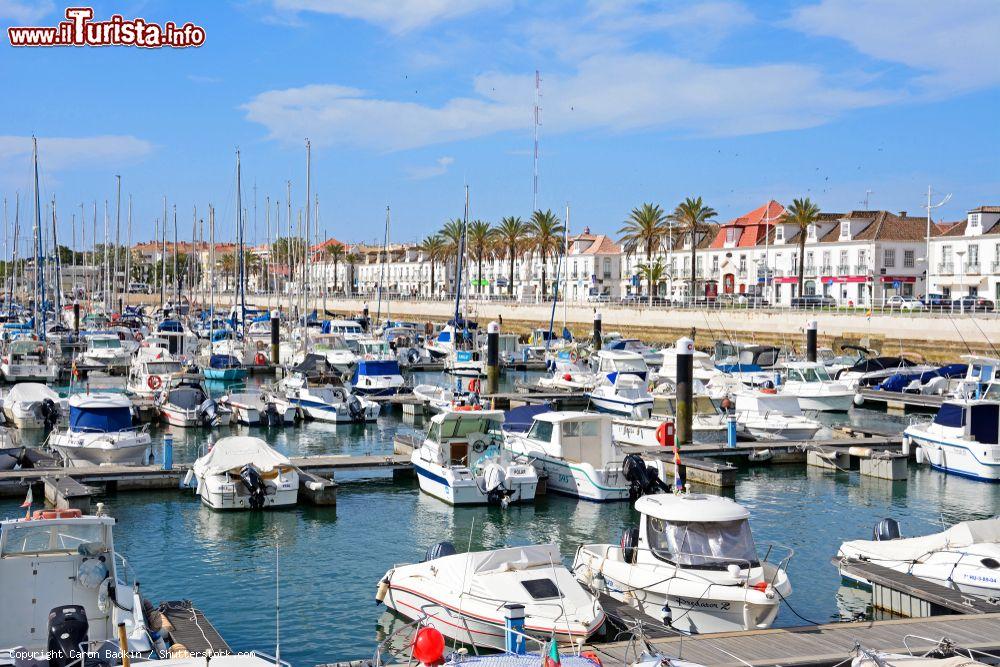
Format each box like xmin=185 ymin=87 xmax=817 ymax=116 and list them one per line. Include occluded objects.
xmin=784 ymin=197 xmax=821 ymax=297
xmin=466 ymin=220 xmax=492 ymax=294
xmin=324 ymin=243 xmax=346 ymax=293
xmin=618 ymin=203 xmax=668 ymax=300
xmin=270 ymin=237 xmax=306 ymax=277
xmin=492 ymin=216 xmax=529 ymax=297
xmin=636 ymin=259 xmax=667 ymax=304
xmin=218 ymin=252 xmax=236 ymax=292
xmin=344 ymin=252 xmax=361 ymax=295
xmin=527 ymin=209 xmax=565 ymax=300
xmin=671 ymin=197 xmax=717 ymax=302
xmin=418 ymin=235 xmax=447 ymax=298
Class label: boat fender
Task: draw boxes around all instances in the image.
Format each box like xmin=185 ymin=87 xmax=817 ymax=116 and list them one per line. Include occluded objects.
xmin=853 ymin=393 xmax=864 ymax=407
xmin=901 ymin=435 xmax=910 ymax=457
xmin=848 ymin=446 xmax=872 ymax=458
xmin=375 ymin=571 xmax=392 ymax=605
xmin=97 ymin=577 xmax=112 ymax=613
xmin=408 ymin=348 xmax=420 ymax=365
xmin=914 ymin=446 xmax=925 ymax=464
xmin=181 ymin=469 xmax=195 ymax=489
xmin=77 ymin=558 xmax=109 ymax=589
xmin=660 ymin=603 xmax=673 ymax=627
xmin=255 ymin=351 xmax=268 ymax=366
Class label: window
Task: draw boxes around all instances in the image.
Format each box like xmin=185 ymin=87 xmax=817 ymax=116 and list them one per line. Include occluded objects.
xmin=528 ymin=420 xmax=554 ymax=443
xmin=840 ymin=221 xmax=850 ymax=238
xmin=646 ymin=516 xmax=759 ymax=569
xmin=806 ymin=252 xmax=814 ymax=268
xmin=903 ymin=250 xmax=915 ymax=268
xmin=884 ymin=249 xmax=895 ymax=267
xmin=775 ymin=226 xmax=784 ymax=241
xmin=739 ymin=255 xmax=746 ymax=271
xmin=969 ymin=244 xmax=979 ymax=265
xmin=603 ymin=257 xmax=611 ymax=277
xmin=712 ymin=256 xmax=719 ymax=273
xmin=1 ymin=522 xmax=106 ymax=555
xmin=726 ymin=227 xmax=737 ymax=244
xmin=520 ymin=578 xmax=561 ymax=600
xmin=807 ymin=224 xmax=817 ymax=240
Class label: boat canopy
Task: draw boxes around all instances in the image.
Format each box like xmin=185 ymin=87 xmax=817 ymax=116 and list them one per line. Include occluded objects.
xmin=970 ymin=402 xmax=1000 ymax=445
xmin=842 ymin=519 xmax=1000 ymax=562
xmin=356 ymin=360 xmax=401 ymax=376
xmin=193 ymin=436 xmax=290 ymax=477
xmin=503 ymin=404 xmax=552 ymax=433
xmin=636 ymin=493 xmax=750 ymax=522
xmin=209 ymin=354 xmax=241 ymax=369
xmin=6 ymin=383 xmax=59 ymax=403
xmin=68 ymin=394 xmax=132 ymax=432
xmin=471 ymin=543 xmax=562 ymax=574
xmin=166 ymin=387 xmax=206 ymax=410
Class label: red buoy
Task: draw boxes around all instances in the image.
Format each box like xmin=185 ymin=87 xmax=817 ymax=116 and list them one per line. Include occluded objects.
xmin=412 ymin=626 xmax=445 ymax=665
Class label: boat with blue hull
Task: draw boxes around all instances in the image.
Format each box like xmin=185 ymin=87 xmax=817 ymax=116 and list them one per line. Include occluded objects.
xmin=204 ymin=353 xmax=248 ymax=382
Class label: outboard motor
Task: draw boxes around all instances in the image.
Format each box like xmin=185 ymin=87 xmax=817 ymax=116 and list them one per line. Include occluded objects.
xmin=423 ymin=541 xmax=457 ymax=562
xmin=481 ymin=462 xmax=515 ymax=508
xmin=873 ymin=518 xmax=902 ymax=541
xmin=239 ymin=463 xmax=267 ymax=510
xmin=199 ymin=398 xmax=219 ymax=427
xmin=39 ymin=398 xmax=60 ymax=430
xmin=622 ymin=453 xmax=672 ymax=500
xmin=263 ymin=401 xmax=282 ymax=427
xmin=347 ymin=394 xmax=364 ymax=422
xmin=48 ymin=605 xmax=88 ymax=667
xmin=620 ymin=528 xmax=640 ymax=565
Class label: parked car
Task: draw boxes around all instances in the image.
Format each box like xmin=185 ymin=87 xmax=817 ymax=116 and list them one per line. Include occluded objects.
xmin=884 ymin=295 xmax=926 ymax=312
xmin=791 ymin=294 xmax=836 ymax=309
xmin=921 ymin=293 xmax=951 ymax=311
xmin=736 ymin=294 xmax=770 ymax=308
xmin=950 ymin=296 xmax=995 ymax=313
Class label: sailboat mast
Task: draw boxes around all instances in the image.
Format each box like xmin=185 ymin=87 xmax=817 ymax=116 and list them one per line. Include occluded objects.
xmin=172 ymin=204 xmax=179 ymax=306
xmin=51 ymin=196 xmax=61 ymax=315
xmin=160 ymin=196 xmax=167 ymax=308
xmin=209 ymin=205 xmax=215 ymax=344
xmin=452 ymin=187 xmax=467 ymax=333
xmin=304 ymin=139 xmax=311 ymax=321
xmin=113 ymin=174 xmax=121 ymax=312
xmin=563 ymin=202 xmax=569 ymax=328
xmin=125 ymin=196 xmax=132 ymax=302
xmin=236 ymin=149 xmax=246 ymax=334
xmin=375 ymin=205 xmax=390 ymax=328
xmin=32 ymin=137 xmax=45 ymax=338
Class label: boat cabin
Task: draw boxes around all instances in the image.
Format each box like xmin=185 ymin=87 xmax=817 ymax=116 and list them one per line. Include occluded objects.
xmin=68 ymin=394 xmax=134 ymax=433
xmin=358 ymin=338 xmax=392 ymax=359
xmin=714 ymin=343 xmax=780 ymax=373
xmin=931 ymin=400 xmax=1000 ymax=445
xmin=523 ymin=412 xmax=617 ymax=467
xmin=421 ymin=410 xmax=505 ymax=466
xmin=593 ymin=350 xmax=648 ymax=381
xmin=323 ymin=319 xmax=366 ymax=339
xmin=782 ymin=361 xmax=834 ymax=384
xmin=734 ymin=392 xmax=804 ymax=417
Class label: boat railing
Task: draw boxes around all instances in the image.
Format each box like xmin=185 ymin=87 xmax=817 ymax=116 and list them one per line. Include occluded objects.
xmin=901 ymin=634 xmax=992 ymax=661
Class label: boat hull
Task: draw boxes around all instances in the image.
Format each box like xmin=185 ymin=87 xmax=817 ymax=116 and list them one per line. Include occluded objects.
xmin=50 ymin=441 xmax=151 ymax=467
xmin=906 ymin=429 xmax=1000 ymax=481
xmin=412 ymin=460 xmax=537 ymax=506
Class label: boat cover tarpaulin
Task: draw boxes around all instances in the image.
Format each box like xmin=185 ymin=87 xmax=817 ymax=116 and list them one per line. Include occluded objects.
xmin=69 ymin=405 xmax=132 ymax=432
xmin=472 ymin=543 xmax=562 ymax=574
xmin=877 ymin=364 xmax=968 ymax=392
xmin=193 ymin=437 xmax=291 ymax=477
xmin=841 ymin=519 xmax=1000 ymax=562
xmin=503 ymin=404 xmax=551 ymax=433
xmin=6 ymin=382 xmax=59 ymax=404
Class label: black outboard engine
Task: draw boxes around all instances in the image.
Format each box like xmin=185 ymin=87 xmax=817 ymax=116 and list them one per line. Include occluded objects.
xmin=39 ymin=399 xmax=60 ymax=430
xmin=873 ymin=517 xmax=902 ymax=541
xmin=620 ymin=528 xmax=640 ymax=564
xmin=240 ymin=463 xmax=267 ymax=510
xmin=263 ymin=401 xmax=282 ymax=427
xmin=622 ymin=453 xmax=672 ymax=500
xmin=48 ymin=605 xmax=88 ymax=667
xmin=199 ymin=399 xmax=219 ymax=427
xmin=347 ymin=395 xmax=364 ymax=422
xmin=424 ymin=541 xmax=457 ymax=562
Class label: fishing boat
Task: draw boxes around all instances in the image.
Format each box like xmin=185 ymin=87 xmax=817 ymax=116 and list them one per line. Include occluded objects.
xmin=125 ymin=345 xmax=184 ymax=399
xmin=376 ymin=542 xmax=605 ymax=650
xmin=351 ymin=358 xmax=405 ymax=397
xmin=219 ymin=388 xmax=297 ymax=426
xmin=278 ymin=372 xmax=379 ymax=423
xmin=158 ymin=375 xmax=231 ymax=428
xmin=904 ymin=398 xmax=1000 ymax=480
xmin=204 ymin=353 xmax=249 ymax=382
xmin=0 ymin=335 xmax=59 ymax=383
xmin=48 ymin=393 xmax=151 ymax=467
xmin=412 ymin=383 xmax=481 ymax=414
xmin=586 ymin=373 xmax=654 ymax=419
xmin=411 ymin=409 xmax=537 ymax=506
xmin=778 ymin=361 xmax=854 ymax=412
xmin=837 ymin=517 xmax=1000 ymax=598
xmin=1 ymin=382 xmax=64 ymax=429
xmin=574 ymin=492 xmax=793 ymax=634
xmin=79 ymin=333 xmax=132 ymax=372
xmin=0 ymin=507 xmax=157 ymax=661
xmin=185 ymin=436 xmax=299 ymax=510
xmin=732 ymin=391 xmax=822 ymax=440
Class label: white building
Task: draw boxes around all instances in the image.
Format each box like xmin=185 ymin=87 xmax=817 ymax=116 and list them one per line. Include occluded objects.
xmin=928 ymin=206 xmax=1000 ymax=302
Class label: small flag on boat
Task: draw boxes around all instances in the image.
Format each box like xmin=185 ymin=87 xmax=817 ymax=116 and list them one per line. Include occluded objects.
xmin=544 ymin=639 xmax=560 ymax=667
xmin=20 ymin=487 xmax=32 ymax=508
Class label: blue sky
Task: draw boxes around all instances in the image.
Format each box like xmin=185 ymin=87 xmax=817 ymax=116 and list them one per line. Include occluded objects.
xmin=2 ymin=0 xmax=999 ymax=247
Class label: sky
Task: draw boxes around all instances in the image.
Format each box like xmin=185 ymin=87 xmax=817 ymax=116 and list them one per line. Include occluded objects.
xmin=1 ymin=0 xmax=999 ymax=248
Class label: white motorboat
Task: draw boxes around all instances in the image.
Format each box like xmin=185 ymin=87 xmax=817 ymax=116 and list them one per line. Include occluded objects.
xmin=376 ymin=542 xmax=605 ymax=650
xmin=412 ymin=383 xmax=481 ymax=414
xmin=309 ymin=332 xmax=360 ymax=375
xmin=837 ymin=517 xmax=1000 ymax=598
xmin=654 ymin=346 xmax=718 ymax=388
xmin=574 ymin=492 xmax=793 ymax=634
xmin=504 ymin=411 xmax=668 ymax=502
xmin=49 ymin=393 xmax=151 ymax=467
xmin=0 ymin=508 xmax=156 ymax=661
xmin=159 ymin=376 xmax=232 ymax=428
xmin=444 ymin=347 xmax=486 ymax=377
xmin=779 ymin=361 xmax=854 ymax=412
xmin=125 ymin=346 xmax=184 ymax=399
xmin=186 ymin=436 xmax=299 ymax=510
xmin=0 ymin=336 xmax=59 ymax=383
xmin=603 ymin=338 xmax=662 ymax=368
xmin=278 ymin=373 xmax=379 ymax=423
xmin=834 ymin=347 xmax=936 ymax=390
xmin=904 ymin=399 xmax=1000 ymax=481
xmin=1 ymin=383 xmax=64 ymax=429
xmin=411 ymin=408 xmax=537 ymax=506
xmin=351 ymin=358 xmax=406 ymax=397
xmin=219 ymin=388 xmax=297 ymax=426
xmin=80 ymin=333 xmax=132 ymax=371
xmin=592 ymin=350 xmax=650 ymax=384
xmin=732 ymin=392 xmax=822 ymax=440
xmin=614 ymin=395 xmax=734 ymax=446
xmin=536 ymin=349 xmax=601 ymax=392
xmin=587 ymin=373 xmax=654 ymax=419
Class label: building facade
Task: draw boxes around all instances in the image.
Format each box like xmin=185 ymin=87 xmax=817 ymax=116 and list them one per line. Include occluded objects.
xmin=928 ymin=206 xmax=1000 ymax=302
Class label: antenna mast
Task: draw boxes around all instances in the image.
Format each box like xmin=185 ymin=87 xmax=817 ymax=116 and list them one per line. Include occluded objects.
xmin=532 ymin=70 xmax=541 ymax=213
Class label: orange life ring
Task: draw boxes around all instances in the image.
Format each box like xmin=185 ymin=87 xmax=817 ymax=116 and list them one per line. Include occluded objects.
xmin=581 ymin=651 xmax=602 ymax=666
xmin=468 ymin=378 xmax=481 ymax=393
xmin=656 ymin=421 xmax=675 ymax=447
xmin=569 ymin=351 xmax=579 ymax=363
xmin=147 ymin=375 xmax=162 ymax=390
xmin=255 ymin=352 xmax=268 ymax=365
xmin=32 ymin=508 xmax=82 ymax=520
xmin=135 ymin=332 xmax=143 ymax=342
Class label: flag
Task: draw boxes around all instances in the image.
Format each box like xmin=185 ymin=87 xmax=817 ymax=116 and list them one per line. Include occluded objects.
xmin=20 ymin=487 xmax=32 ymax=508
xmin=544 ymin=639 xmax=560 ymax=667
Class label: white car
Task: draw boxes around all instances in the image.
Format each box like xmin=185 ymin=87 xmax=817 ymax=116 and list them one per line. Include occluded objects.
xmin=885 ymin=295 xmax=925 ymax=312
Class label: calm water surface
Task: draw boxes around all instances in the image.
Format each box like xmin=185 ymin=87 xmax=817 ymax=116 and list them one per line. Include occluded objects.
xmin=3 ymin=373 xmax=999 ymax=665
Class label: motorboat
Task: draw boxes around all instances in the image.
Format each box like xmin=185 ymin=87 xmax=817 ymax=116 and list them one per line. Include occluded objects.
xmin=0 ymin=508 xmax=157 ymax=661
xmin=308 ymin=332 xmax=359 ymax=375
xmin=0 ymin=336 xmax=59 ymax=383
xmin=779 ymin=361 xmax=854 ymax=412
xmin=504 ymin=411 xmax=668 ymax=501
xmin=654 ymin=346 xmax=718 ymax=388
xmin=278 ymin=373 xmax=379 ymax=423
xmin=614 ymin=395 xmax=733 ymax=446
xmin=155 ymin=318 xmax=201 ymax=359
xmin=837 ymin=517 xmax=1000 ymax=598
xmin=323 ymin=318 xmax=367 ymax=341
xmin=48 ymin=393 xmax=152 ymax=467
xmin=79 ymin=333 xmax=132 ymax=372
xmin=592 ymin=350 xmax=649 ymax=383
xmin=351 ymin=359 xmax=405 ymax=397
xmin=125 ymin=346 xmax=184 ymax=399
xmin=834 ymin=346 xmax=935 ymax=390
xmin=536 ymin=348 xmax=601 ymax=392
xmin=425 ymin=322 xmax=474 ymax=359
xmin=586 ymin=373 xmax=654 ymax=419
xmin=412 ymin=383 xmax=481 ymax=414
xmin=411 ymin=409 xmax=537 ymax=506
xmin=603 ymin=338 xmax=662 ymax=368
xmin=712 ymin=342 xmax=782 ymax=374
xmin=574 ymin=492 xmax=793 ymax=634
xmin=376 ymin=542 xmax=605 ymax=650
xmin=218 ymin=388 xmax=297 ymax=426
xmin=904 ymin=399 xmax=1000 ymax=481
xmin=732 ymin=391 xmax=822 ymax=440
xmin=1 ymin=383 xmax=64 ymax=429
xmin=185 ymin=436 xmax=299 ymax=510
xmin=158 ymin=376 xmax=231 ymax=428
xmin=444 ymin=347 xmax=486 ymax=377
xmin=204 ymin=353 xmax=249 ymax=382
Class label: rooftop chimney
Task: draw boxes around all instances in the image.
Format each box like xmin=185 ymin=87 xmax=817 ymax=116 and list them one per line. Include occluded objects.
xmin=898 ymin=211 xmax=907 ymax=217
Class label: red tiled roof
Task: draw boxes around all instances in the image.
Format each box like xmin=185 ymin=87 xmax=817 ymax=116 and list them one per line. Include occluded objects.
xmin=710 ymin=200 xmax=785 ymax=249
xmin=570 ymin=233 xmax=621 ymax=255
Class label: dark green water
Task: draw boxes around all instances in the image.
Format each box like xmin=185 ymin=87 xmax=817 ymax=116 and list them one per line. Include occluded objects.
xmin=3 ymin=374 xmax=999 ymax=665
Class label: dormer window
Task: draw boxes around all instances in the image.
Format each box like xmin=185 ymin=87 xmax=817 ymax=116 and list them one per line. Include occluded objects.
xmin=840 ymin=221 xmax=850 ymax=239
xmin=808 ymin=224 xmax=817 ymax=240
xmin=725 ymin=227 xmax=738 ymax=244
xmin=970 ymin=213 xmax=981 ymax=228
xmin=774 ymin=226 xmax=784 ymax=242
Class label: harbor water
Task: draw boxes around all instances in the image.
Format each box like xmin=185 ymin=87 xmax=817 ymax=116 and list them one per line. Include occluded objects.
xmin=2 ymin=372 xmax=999 ymax=665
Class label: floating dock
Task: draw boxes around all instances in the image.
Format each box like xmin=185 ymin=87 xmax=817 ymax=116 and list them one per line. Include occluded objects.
xmin=856 ymin=388 xmax=944 ymax=414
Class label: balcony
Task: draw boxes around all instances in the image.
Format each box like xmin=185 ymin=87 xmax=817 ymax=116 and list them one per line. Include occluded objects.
xmin=937 ymin=263 xmax=954 ymax=274
xmin=965 ymin=263 xmax=981 ymax=275
xmin=819 ymin=264 xmax=833 ymax=275
xmin=737 ymin=269 xmax=747 ymax=279
xmin=854 ymin=264 xmax=870 ymax=274
xmin=836 ymin=264 xmax=851 ymax=274
xmin=804 ymin=265 xmax=817 ymax=276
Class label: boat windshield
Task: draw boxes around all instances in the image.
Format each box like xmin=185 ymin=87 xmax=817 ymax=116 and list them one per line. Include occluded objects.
xmin=793 ymin=366 xmax=831 ymax=382
xmin=646 ymin=516 xmax=759 ymax=569
xmin=614 ymin=358 xmax=647 ymax=373
xmin=1 ymin=522 xmax=106 ymax=556
xmin=147 ymin=361 xmax=182 ymax=374
xmin=436 ymin=416 xmax=500 ymax=440
xmin=92 ymin=338 xmax=122 ymax=349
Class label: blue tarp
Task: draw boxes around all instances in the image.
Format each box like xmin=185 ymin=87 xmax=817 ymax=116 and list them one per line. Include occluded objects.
xmin=716 ymin=363 xmax=763 ymax=373
xmin=970 ymin=404 xmax=1000 ymax=445
xmin=69 ymin=406 xmax=132 ymax=432
xmin=158 ymin=319 xmax=183 ymax=333
xmin=933 ymin=402 xmax=966 ymax=428
xmin=878 ymin=364 xmax=969 ymax=393
xmin=356 ymin=360 xmax=401 ymax=376
xmin=503 ymin=404 xmax=552 ymax=433
xmin=209 ymin=354 xmax=241 ymax=369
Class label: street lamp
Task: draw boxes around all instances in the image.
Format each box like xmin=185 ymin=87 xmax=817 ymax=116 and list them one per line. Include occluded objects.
xmin=923 ymin=186 xmax=951 ymax=299
xmin=956 ymin=248 xmax=966 ymax=314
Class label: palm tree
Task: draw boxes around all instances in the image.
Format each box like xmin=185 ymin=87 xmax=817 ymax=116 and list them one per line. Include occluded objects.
xmin=618 ymin=203 xmax=668 ymax=300
xmin=527 ymin=209 xmax=566 ymax=300
xmin=466 ymin=220 xmax=492 ymax=294
xmin=637 ymin=259 xmax=667 ymax=304
xmin=492 ymin=216 xmax=529 ymax=297
xmin=325 ymin=243 xmax=345 ymax=293
xmin=784 ymin=197 xmax=821 ymax=297
xmin=418 ymin=234 xmax=447 ymax=298
xmin=218 ymin=252 xmax=237 ymax=292
xmin=344 ymin=252 xmax=361 ymax=295
xmin=671 ymin=197 xmax=717 ymax=302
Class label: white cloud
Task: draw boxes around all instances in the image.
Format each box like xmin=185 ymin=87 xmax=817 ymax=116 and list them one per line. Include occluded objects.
xmin=0 ymin=135 xmax=154 ymax=172
xmin=243 ymin=54 xmax=891 ymax=151
xmin=789 ymin=0 xmax=1000 ymax=93
xmin=269 ymin=0 xmax=504 ymax=32
xmin=0 ymin=0 xmax=53 ymax=23
xmin=406 ymin=156 xmax=454 ymax=180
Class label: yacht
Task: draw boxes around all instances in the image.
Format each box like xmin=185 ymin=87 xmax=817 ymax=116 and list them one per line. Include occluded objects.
xmin=351 ymin=358 xmax=405 ymax=397
xmin=376 ymin=542 xmax=605 ymax=651
xmin=732 ymin=392 xmax=822 ymax=440
xmin=308 ymin=332 xmax=359 ymax=375
xmin=779 ymin=361 xmax=854 ymax=412
xmin=0 ymin=336 xmax=59 ymax=383
xmin=504 ymin=411 xmax=668 ymax=501
xmin=603 ymin=338 xmax=662 ymax=368
xmin=574 ymin=492 xmax=792 ymax=634
xmin=837 ymin=517 xmax=1000 ymax=598
xmin=159 ymin=376 xmax=231 ymax=428
xmin=592 ymin=350 xmax=649 ymax=383
xmin=278 ymin=373 xmax=379 ymax=423
xmin=904 ymin=399 xmax=1000 ymax=481
xmin=80 ymin=333 xmax=132 ymax=372
xmin=586 ymin=373 xmax=654 ymax=419
xmin=834 ymin=347 xmax=935 ymax=390
xmin=654 ymin=346 xmax=718 ymax=388
xmin=613 ymin=395 xmax=732 ymax=446
xmin=0 ymin=508 xmax=156 ymax=662
xmin=219 ymin=388 xmax=297 ymax=426
xmin=125 ymin=346 xmax=184 ymax=399
xmin=1 ymin=383 xmax=64 ymax=429
xmin=186 ymin=436 xmax=299 ymax=510
xmin=411 ymin=409 xmax=538 ymax=506
xmin=48 ymin=393 xmax=151 ymax=467
xmin=536 ymin=348 xmax=601 ymax=391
